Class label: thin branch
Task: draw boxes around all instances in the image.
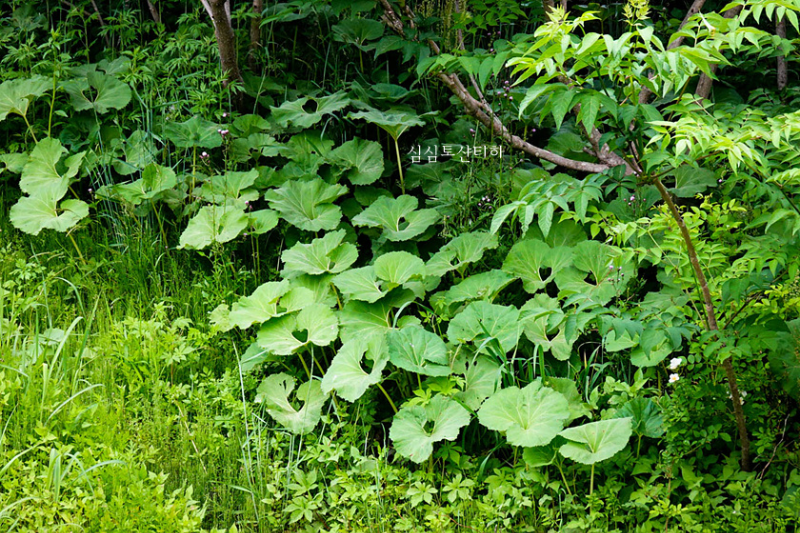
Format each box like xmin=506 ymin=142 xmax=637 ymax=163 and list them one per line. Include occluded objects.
xmin=652 ymin=177 xmax=752 ymax=471
xmin=378 ymin=0 xmax=629 ymax=174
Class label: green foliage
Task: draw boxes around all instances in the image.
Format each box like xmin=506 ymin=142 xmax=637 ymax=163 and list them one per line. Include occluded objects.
xmin=1 ymin=0 xmax=800 ymax=530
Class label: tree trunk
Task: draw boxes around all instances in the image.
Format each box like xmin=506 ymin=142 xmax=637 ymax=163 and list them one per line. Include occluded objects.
xmin=248 ymin=0 xmax=264 ymax=72
xmin=201 ymin=0 xmax=244 ymax=87
xmin=145 ymin=0 xmax=161 ymax=24
xmin=777 ymin=16 xmax=788 ymax=91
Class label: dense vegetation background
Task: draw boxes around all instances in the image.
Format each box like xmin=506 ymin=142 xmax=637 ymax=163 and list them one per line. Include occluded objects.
xmin=0 ymin=0 xmax=799 ymax=531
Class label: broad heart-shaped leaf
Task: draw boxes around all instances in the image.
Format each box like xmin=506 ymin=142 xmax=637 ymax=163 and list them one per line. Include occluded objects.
xmin=257 ymin=303 xmax=338 ymax=355
xmin=332 ymin=18 xmax=385 ymax=50
xmin=333 ymin=266 xmax=387 ymax=303
xmin=558 ymin=418 xmax=633 ymax=465
xmin=99 ymin=163 xmax=177 ymax=205
xmin=447 ymin=301 xmax=521 ymax=354
xmin=435 ymin=270 xmax=514 ymax=312
xmin=389 ymin=394 xmax=470 ymax=463
xmin=198 ymin=170 xmax=259 ymax=204
xmin=10 ymin=195 xmax=89 ymax=235
xmin=520 ymin=294 xmax=578 ymax=361
xmin=281 ymin=230 xmax=358 ymax=278
xmin=555 ymin=240 xmax=628 ymax=305
xmin=455 ymin=356 xmax=502 ymax=411
xmin=426 ymin=231 xmax=499 ymax=277
xmin=477 ymin=380 xmax=570 ymax=447
xmin=329 ymin=138 xmax=384 ymax=185
xmin=229 ymin=280 xmax=292 ymax=329
xmin=374 ymin=251 xmax=425 ymax=286
xmin=503 ymin=239 xmax=573 ymax=293
xmin=255 ymin=373 xmax=327 ymax=434
xmin=351 ymin=195 xmax=440 ymax=241
xmin=264 ymin=178 xmax=347 ymax=232
xmin=163 ymin=115 xmax=223 ymax=149
xmin=338 ymin=298 xmax=397 ymax=343
xmin=0 ymin=75 xmax=50 ymax=120
xmin=387 ymin=325 xmax=451 ymax=376
xmin=348 ymin=108 xmax=424 ymax=141
xmin=270 ymin=92 xmax=350 ymax=129
xmin=248 ymin=209 xmax=280 ymax=235
xmin=178 ymin=204 xmax=249 ymax=249
xmin=116 ymin=129 xmax=156 ymax=174
xmin=321 ymin=337 xmax=388 ymax=402
xmin=617 ymin=398 xmax=664 ymax=438
xmin=62 ymin=71 xmax=131 ymax=114
xmin=20 ymin=138 xmax=83 ymax=200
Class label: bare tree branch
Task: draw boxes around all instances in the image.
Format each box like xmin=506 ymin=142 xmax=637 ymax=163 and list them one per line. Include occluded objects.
xmin=378 ymin=0 xmax=629 ymax=174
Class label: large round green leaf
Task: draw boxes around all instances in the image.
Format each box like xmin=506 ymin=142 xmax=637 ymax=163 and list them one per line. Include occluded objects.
xmin=389 ymin=395 xmax=470 ymax=463
xmin=163 ymin=115 xmax=222 ymax=149
xmin=321 ymin=337 xmax=388 ymax=402
xmin=264 ymin=178 xmax=347 ymax=232
xmin=178 ymin=204 xmax=249 ymax=249
xmin=558 ymin=418 xmax=633 ymax=465
xmin=10 ymin=195 xmax=89 ymax=236
xmin=351 ymin=194 xmax=439 ymax=241
xmin=329 ymin=137 xmax=384 ymax=185
xmin=256 ymin=303 xmax=338 ymax=355
xmin=229 ymin=280 xmax=292 ymax=329
xmin=255 ymin=373 xmax=328 ymax=434
xmin=447 ymin=301 xmax=521 ymax=354
xmin=281 ymin=230 xmax=358 ymax=278
xmin=63 ymin=71 xmax=132 ymax=114
xmin=477 ymin=380 xmax=570 ymax=447
xmin=387 ymin=325 xmax=450 ymax=376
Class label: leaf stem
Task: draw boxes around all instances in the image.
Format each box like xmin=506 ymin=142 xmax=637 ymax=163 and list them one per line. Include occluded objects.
xmin=376 ymin=383 xmax=398 ymax=414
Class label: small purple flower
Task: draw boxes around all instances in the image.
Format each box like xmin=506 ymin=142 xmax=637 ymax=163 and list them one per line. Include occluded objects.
xmin=630 ymin=195 xmax=635 ymax=201
xmin=490 ymin=48 xmax=495 ymax=53
xmin=469 ymin=128 xmax=475 ymax=133
xmin=718 ymin=179 xmax=723 ymax=183
xmin=201 ymin=151 xmax=209 ymax=159
xmin=88 ymin=188 xmax=93 ymax=194
xmin=222 ymin=112 xmax=228 ymax=118
xmin=243 ymin=232 xmax=248 ymax=237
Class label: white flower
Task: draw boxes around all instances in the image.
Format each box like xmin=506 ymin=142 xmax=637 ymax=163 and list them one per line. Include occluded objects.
xmin=668 ymin=373 xmax=680 ymax=384
xmin=669 ymin=357 xmax=683 ymax=370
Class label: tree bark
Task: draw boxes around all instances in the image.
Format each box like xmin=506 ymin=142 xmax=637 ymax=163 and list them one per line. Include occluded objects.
xmin=695 ymin=5 xmax=743 ymax=99
xmin=776 ymin=16 xmax=788 ymax=91
xmin=201 ymin=0 xmax=244 ymax=87
xmin=144 ymin=0 xmax=161 ymax=24
xmin=248 ymin=0 xmax=264 ymax=72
